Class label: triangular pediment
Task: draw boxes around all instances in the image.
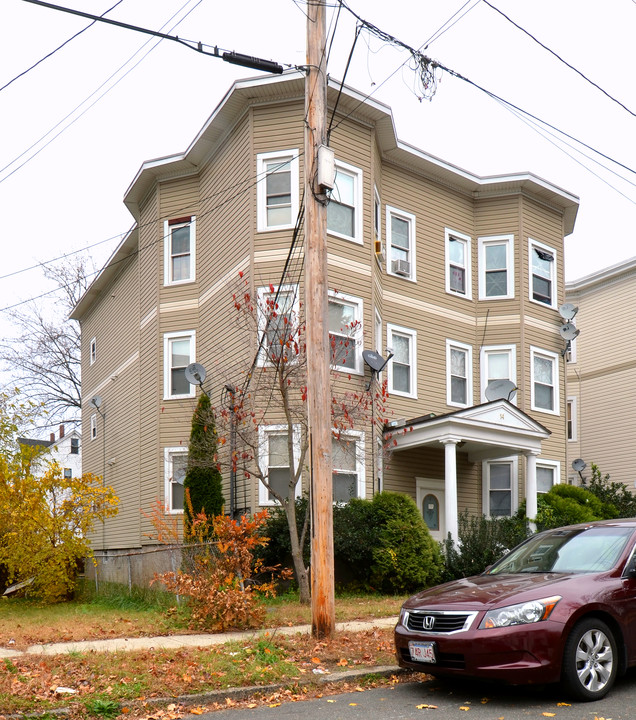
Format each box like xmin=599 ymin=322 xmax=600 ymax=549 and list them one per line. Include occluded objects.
xmin=450 ymin=400 xmax=550 ymax=434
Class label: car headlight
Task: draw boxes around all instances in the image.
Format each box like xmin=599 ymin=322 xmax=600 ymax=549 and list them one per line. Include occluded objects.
xmin=399 ymin=608 xmax=410 ymax=626
xmin=479 ymin=595 xmax=561 ymax=629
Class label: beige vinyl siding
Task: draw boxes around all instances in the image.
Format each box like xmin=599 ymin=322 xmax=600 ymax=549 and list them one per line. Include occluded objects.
xmin=82 ymin=254 xmax=141 ymax=550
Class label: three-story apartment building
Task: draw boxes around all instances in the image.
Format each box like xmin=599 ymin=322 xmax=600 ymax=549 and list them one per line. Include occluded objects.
xmin=72 ymin=71 xmax=578 ymax=576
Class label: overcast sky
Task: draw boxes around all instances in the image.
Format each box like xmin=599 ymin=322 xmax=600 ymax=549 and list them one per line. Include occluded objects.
xmin=1 ymin=0 xmax=635 ymax=339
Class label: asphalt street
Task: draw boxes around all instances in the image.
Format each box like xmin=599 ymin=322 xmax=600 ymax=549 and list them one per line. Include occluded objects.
xmin=197 ymin=669 xmax=636 ymax=720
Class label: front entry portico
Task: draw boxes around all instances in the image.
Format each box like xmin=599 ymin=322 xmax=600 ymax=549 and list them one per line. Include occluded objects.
xmin=388 ymin=399 xmax=550 ymax=543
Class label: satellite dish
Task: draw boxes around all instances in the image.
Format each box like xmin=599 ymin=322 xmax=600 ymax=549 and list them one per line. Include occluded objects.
xmin=185 ymin=362 xmax=207 ymax=386
xmin=485 ymin=379 xmax=517 ymax=402
xmin=559 ymin=323 xmax=580 ymax=341
xmin=90 ymin=395 xmax=102 ymax=409
xmin=363 ymin=350 xmax=388 ymax=373
xmin=558 ymin=303 xmax=578 ymax=321
xmin=572 ymin=458 xmax=587 ymax=472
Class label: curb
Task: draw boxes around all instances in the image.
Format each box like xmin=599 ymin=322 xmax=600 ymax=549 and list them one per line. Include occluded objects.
xmin=2 ymin=666 xmax=409 ymax=720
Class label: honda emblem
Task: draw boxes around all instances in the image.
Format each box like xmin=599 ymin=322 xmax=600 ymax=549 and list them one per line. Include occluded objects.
xmin=423 ymin=615 xmax=435 ymax=630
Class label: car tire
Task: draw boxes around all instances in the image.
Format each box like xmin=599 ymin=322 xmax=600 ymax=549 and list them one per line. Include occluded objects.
xmin=562 ymin=618 xmax=618 ymax=701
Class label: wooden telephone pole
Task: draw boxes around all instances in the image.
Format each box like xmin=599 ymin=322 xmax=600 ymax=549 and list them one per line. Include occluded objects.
xmin=305 ymin=0 xmax=335 ymax=639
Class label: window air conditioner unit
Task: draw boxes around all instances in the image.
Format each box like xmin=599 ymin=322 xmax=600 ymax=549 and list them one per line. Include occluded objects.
xmin=392 ymin=259 xmax=411 ymax=276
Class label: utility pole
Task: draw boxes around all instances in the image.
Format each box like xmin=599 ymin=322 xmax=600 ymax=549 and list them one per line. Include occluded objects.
xmin=305 ymin=0 xmax=335 ymax=639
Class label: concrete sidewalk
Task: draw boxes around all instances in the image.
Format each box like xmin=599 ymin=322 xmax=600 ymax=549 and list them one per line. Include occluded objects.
xmin=0 ymin=616 xmax=397 ymax=659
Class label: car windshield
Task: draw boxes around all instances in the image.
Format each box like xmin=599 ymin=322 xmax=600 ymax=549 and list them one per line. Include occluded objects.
xmin=487 ymin=526 xmax=635 ymax=575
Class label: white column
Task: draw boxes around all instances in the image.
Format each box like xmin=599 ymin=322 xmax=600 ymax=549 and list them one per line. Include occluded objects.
xmin=443 ymin=439 xmax=459 ymax=545
xmin=526 ymin=451 xmax=538 ymax=533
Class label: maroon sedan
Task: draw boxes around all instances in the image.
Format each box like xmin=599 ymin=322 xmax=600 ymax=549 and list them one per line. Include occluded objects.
xmin=395 ymin=519 xmax=636 ymax=701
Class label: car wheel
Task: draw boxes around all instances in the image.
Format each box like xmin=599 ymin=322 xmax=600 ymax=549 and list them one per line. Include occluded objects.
xmin=562 ymin=618 xmax=618 ymax=701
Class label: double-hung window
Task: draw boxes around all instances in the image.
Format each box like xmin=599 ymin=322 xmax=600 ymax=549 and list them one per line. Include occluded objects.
xmin=327 ymin=161 xmax=362 ymax=243
xmin=164 ymin=331 xmax=196 ymax=399
xmin=332 ymin=431 xmax=364 ymax=502
xmin=257 ymin=284 xmax=299 ymax=366
xmin=258 ymin=425 xmax=301 ymax=505
xmin=483 ymin=457 xmax=518 ymax=517
xmin=446 ymin=229 xmax=471 ymax=298
xmin=164 ymin=447 xmax=188 ymax=513
xmin=529 ymin=240 xmax=557 ymax=307
xmin=567 ymin=397 xmax=577 ymax=441
xmin=90 ymin=414 xmax=97 ymax=440
xmin=387 ymin=206 xmax=416 ymax=280
xmin=446 ymin=339 xmax=472 ymax=407
xmin=328 ymin=291 xmax=363 ymax=374
xmin=164 ymin=216 xmax=195 ymax=285
xmin=480 ymin=345 xmax=516 ymax=402
xmin=531 ymin=346 xmax=559 ymax=414
xmin=537 ymin=460 xmax=560 ymax=494
xmin=90 ymin=337 xmax=97 ymax=365
xmin=387 ymin=323 xmax=417 ymax=398
xmin=257 ymin=150 xmax=299 ymax=231
xmin=478 ymin=235 xmax=514 ymax=299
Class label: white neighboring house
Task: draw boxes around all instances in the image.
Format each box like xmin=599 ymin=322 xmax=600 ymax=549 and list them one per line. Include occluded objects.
xmin=18 ymin=425 xmax=82 ymax=479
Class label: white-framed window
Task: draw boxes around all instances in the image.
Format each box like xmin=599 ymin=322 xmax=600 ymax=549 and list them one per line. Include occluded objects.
xmin=332 ymin=431 xmax=365 ymax=502
xmin=163 ymin=216 xmax=196 ymax=286
xmin=529 ymin=239 xmax=557 ymax=308
xmin=567 ymin=397 xmax=577 ymax=441
xmin=531 ymin=346 xmax=559 ymax=414
xmin=90 ymin=337 xmax=97 ymax=365
xmin=480 ymin=344 xmax=517 ymax=403
xmin=537 ymin=459 xmax=561 ymax=494
xmin=90 ymin=414 xmax=97 ymax=441
xmin=327 ymin=160 xmax=363 ymax=243
xmin=164 ymin=447 xmax=188 ymax=513
xmin=70 ymin=437 xmax=80 ymax=455
xmin=328 ymin=290 xmax=363 ymax=374
xmin=387 ymin=323 xmax=417 ymax=398
xmin=483 ymin=456 xmax=518 ymax=517
xmin=164 ymin=331 xmax=196 ymax=399
xmin=386 ymin=206 xmax=416 ymax=281
xmin=446 ymin=339 xmax=473 ymax=407
xmin=478 ymin=235 xmax=514 ymax=300
xmin=376 ymin=435 xmax=384 ymax=494
xmin=258 ymin=425 xmax=301 ymax=506
xmin=257 ymin=284 xmax=300 ymax=366
xmin=373 ymin=186 xmax=383 ymax=264
xmin=445 ymin=229 xmax=472 ymax=298
xmin=257 ymin=150 xmax=299 ymax=231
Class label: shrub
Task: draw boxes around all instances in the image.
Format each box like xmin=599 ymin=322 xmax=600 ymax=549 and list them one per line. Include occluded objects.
xmin=533 ymin=483 xmax=618 ymax=531
xmin=442 ymin=511 xmax=529 ymax=581
xmin=585 ymin=464 xmax=636 ymax=518
xmin=369 ymin=492 xmax=444 ymax=593
xmin=261 ymin=492 xmax=443 ymax=594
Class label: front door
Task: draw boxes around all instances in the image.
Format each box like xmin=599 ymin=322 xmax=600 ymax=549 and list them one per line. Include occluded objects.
xmin=416 ymin=478 xmax=445 ymax=542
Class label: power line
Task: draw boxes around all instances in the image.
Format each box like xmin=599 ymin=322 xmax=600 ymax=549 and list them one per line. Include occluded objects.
xmin=1 ymin=0 xmax=125 ymax=93
xmin=482 ymin=0 xmax=636 ymax=119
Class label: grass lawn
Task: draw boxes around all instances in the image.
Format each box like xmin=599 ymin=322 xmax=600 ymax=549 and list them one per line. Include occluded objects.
xmin=0 ymin=586 xmax=409 ymax=719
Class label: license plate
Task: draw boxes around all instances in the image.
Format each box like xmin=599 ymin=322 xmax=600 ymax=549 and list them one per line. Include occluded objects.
xmin=408 ymin=641 xmax=437 ymax=664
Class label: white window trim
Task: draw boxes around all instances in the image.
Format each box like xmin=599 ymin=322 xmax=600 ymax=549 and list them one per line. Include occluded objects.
xmin=530 ymin=346 xmax=560 ymax=415
xmin=567 ymin=396 xmax=578 ymax=442
xmin=328 ymin=289 xmax=363 ymax=375
xmin=528 ymin=238 xmax=557 ymax=309
xmin=480 ymin=344 xmax=517 ymax=403
xmin=478 ymin=234 xmax=514 ymax=300
xmin=90 ymin=337 xmax=97 ymax=365
xmin=163 ymin=330 xmax=196 ymax=400
xmin=163 ymin=216 xmax=196 ymax=286
xmin=537 ymin=458 xmax=561 ymax=494
xmin=164 ymin=446 xmax=187 ymax=514
xmin=258 ymin=424 xmax=302 ymax=506
xmin=327 ymin=159 xmax=363 ymax=244
xmin=387 ymin=323 xmax=417 ymax=399
xmin=90 ymin=414 xmax=97 ymax=441
xmin=256 ymin=283 xmax=300 ymax=367
xmin=565 ymin=317 xmax=577 ymax=364
xmin=445 ymin=229 xmax=472 ymax=299
xmin=446 ymin=339 xmax=473 ymax=408
xmin=482 ymin=456 xmax=518 ymax=518
xmin=386 ymin=205 xmax=417 ymax=282
xmin=374 ymin=309 xmax=383 ymax=381
xmin=373 ymin=186 xmax=383 ymax=267
xmin=333 ymin=429 xmax=365 ymax=501
xmin=256 ymin=150 xmax=300 ymax=232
